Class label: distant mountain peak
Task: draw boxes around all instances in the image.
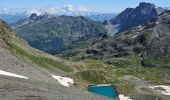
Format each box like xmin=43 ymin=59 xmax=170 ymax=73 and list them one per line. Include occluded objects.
xmin=120 ymin=8 xmax=134 ymax=15
xmin=139 ymin=2 xmax=155 ymax=7
xmin=29 ymin=13 xmax=38 ymax=20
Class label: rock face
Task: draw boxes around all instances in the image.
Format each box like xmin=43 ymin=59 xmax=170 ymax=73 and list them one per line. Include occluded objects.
xmin=29 ymin=13 xmax=39 ymax=20
xmin=14 ymin=15 xmax=106 ymax=54
xmin=0 ymin=20 xmax=13 ymax=47
xmin=107 ymin=2 xmax=165 ymax=35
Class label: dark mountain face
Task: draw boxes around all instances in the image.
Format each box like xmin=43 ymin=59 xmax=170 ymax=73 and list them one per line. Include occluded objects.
xmin=29 ymin=13 xmax=39 ymax=20
xmin=107 ymin=2 xmax=165 ymax=35
xmin=14 ymin=15 xmax=106 ymax=54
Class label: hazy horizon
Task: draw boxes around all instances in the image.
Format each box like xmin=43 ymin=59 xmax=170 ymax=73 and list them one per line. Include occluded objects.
xmin=0 ymin=0 xmax=170 ymax=13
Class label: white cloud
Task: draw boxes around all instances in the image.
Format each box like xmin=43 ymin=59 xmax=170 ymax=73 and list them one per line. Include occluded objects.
xmin=64 ymin=4 xmax=74 ymax=11
xmin=0 ymin=5 xmax=95 ymax=16
xmin=77 ymin=6 xmax=90 ymax=12
xmin=26 ymin=8 xmax=42 ymax=15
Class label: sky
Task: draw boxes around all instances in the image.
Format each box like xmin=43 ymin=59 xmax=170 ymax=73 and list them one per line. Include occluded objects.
xmin=0 ymin=0 xmax=170 ymax=13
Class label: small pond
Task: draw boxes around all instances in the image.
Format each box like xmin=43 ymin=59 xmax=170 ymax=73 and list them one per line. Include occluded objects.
xmin=88 ymin=84 xmax=118 ymax=99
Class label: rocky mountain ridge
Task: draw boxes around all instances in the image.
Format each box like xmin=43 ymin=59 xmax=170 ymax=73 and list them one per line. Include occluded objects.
xmin=106 ymin=2 xmax=166 ymax=35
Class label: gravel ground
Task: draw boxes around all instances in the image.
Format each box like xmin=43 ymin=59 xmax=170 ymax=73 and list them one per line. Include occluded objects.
xmin=120 ymin=75 xmax=170 ymax=100
xmin=0 ymin=76 xmax=109 ymax=100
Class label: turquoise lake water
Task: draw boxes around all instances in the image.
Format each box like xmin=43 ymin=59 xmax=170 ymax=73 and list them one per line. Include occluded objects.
xmin=88 ymin=85 xmax=118 ymax=99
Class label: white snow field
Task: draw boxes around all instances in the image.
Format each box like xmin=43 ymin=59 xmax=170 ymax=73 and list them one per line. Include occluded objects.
xmin=0 ymin=70 xmax=29 ymax=79
xmin=119 ymin=94 xmax=132 ymax=100
xmin=149 ymin=85 xmax=170 ymax=95
xmin=50 ymin=74 xmax=74 ymax=87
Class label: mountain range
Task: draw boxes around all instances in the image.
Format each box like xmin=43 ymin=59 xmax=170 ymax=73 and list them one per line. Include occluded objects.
xmin=14 ymin=2 xmax=168 ymax=55
xmin=14 ymin=14 xmax=106 ymax=54
xmin=86 ymin=13 xmax=116 ymax=22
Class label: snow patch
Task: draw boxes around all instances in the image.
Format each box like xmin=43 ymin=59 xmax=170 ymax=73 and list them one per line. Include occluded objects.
xmin=149 ymin=85 xmax=170 ymax=95
xmin=96 ymin=84 xmax=111 ymax=86
xmin=138 ymin=26 xmax=143 ymax=31
xmin=156 ymin=22 xmax=159 ymax=25
xmin=0 ymin=70 xmax=29 ymax=79
xmin=50 ymin=74 xmax=74 ymax=87
xmin=132 ymin=34 xmax=138 ymax=38
xmin=119 ymin=94 xmax=132 ymax=100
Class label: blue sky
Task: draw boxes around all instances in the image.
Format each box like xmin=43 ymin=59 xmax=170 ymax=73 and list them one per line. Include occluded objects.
xmin=0 ymin=0 xmax=170 ymax=13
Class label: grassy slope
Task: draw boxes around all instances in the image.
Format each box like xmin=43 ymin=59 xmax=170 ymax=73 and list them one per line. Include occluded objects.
xmin=9 ymin=37 xmax=170 ymax=97
xmin=10 ymin=36 xmax=74 ymax=73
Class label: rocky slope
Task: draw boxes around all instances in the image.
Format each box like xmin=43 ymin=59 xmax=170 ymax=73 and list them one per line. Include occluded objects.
xmin=0 ymin=20 xmax=108 ymax=100
xmin=79 ymin=10 xmax=170 ymax=68
xmin=106 ymin=2 xmax=165 ymax=35
xmin=14 ymin=14 xmax=106 ymax=54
